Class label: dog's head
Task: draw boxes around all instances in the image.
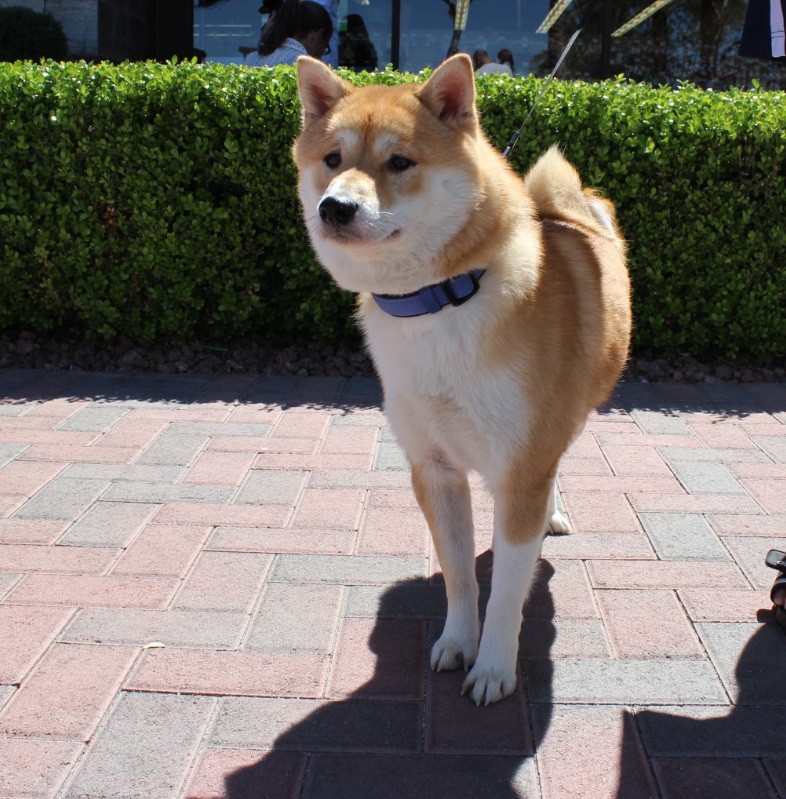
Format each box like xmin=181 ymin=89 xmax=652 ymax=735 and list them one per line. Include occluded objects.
xmin=292 ymin=54 xmax=483 ymax=294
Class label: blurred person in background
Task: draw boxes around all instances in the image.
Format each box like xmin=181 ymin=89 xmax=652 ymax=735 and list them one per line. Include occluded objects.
xmin=497 ymin=47 xmax=515 ymax=74
xmin=339 ymin=13 xmax=378 ymax=71
xmin=245 ymin=0 xmax=333 ymax=66
xmin=473 ymin=48 xmax=512 ymax=74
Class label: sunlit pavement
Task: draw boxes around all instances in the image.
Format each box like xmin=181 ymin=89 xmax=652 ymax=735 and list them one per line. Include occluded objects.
xmin=0 ymin=368 xmax=784 ymax=799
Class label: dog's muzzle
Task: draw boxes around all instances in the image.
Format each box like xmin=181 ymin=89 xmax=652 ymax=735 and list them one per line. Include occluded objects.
xmin=319 ymin=197 xmax=359 ymax=227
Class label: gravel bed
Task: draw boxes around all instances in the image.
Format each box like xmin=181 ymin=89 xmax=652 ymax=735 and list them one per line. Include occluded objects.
xmin=0 ymin=331 xmax=783 ymax=383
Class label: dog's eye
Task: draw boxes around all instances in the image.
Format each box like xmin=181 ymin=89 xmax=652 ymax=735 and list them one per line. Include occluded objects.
xmin=324 ymin=152 xmax=341 ymax=168
xmin=388 ymin=155 xmax=415 ymax=172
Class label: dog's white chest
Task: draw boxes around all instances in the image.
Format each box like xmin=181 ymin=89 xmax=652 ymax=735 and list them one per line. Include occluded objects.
xmin=363 ymin=304 xmax=527 ymax=478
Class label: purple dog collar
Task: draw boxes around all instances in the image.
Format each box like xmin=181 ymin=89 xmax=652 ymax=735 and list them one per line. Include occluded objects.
xmin=371 ymin=269 xmax=486 ymax=318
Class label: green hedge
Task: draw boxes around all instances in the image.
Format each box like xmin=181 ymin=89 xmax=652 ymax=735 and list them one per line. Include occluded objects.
xmin=0 ymin=60 xmax=784 ymax=361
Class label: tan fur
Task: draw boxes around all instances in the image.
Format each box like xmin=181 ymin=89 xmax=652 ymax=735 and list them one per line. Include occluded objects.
xmin=293 ymin=54 xmax=632 ymax=705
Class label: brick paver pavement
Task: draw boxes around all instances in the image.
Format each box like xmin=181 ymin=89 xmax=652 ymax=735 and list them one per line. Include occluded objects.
xmin=0 ymin=368 xmax=784 ymax=799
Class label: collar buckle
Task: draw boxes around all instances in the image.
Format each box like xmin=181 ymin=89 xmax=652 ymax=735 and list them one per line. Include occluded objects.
xmin=441 ymin=270 xmax=481 ymax=307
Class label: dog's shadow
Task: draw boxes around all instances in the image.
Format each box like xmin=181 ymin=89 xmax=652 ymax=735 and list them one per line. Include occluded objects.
xmin=224 ymin=553 xmax=557 ymax=798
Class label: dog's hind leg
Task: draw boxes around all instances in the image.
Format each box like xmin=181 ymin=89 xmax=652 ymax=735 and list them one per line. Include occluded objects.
xmin=547 ymin=479 xmax=572 ymax=535
xmin=462 ymin=469 xmax=552 ymax=705
xmin=412 ymin=458 xmax=480 ymax=672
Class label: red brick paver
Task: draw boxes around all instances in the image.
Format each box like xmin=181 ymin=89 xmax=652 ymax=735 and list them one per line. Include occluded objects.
xmin=126 ymin=649 xmax=330 ymax=698
xmin=0 ymin=643 xmax=137 ymax=740
xmin=0 ymin=370 xmax=783 ymax=799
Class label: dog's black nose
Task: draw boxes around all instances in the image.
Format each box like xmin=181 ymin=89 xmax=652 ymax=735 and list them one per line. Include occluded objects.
xmin=319 ymin=197 xmax=358 ymax=226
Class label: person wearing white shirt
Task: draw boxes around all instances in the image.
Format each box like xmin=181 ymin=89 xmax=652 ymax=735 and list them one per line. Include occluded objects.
xmin=476 ymin=61 xmax=513 ymax=75
xmin=472 ymin=48 xmax=513 ymax=75
xmin=245 ymin=0 xmax=333 ymax=67
xmin=245 ymin=38 xmax=308 ymax=66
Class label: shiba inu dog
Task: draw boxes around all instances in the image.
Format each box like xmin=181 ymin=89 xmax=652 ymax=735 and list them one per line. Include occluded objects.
xmin=292 ymin=54 xmax=632 ymax=705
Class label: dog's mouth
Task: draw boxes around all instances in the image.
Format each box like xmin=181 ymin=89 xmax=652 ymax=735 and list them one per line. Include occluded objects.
xmin=320 ymin=225 xmax=401 ymax=246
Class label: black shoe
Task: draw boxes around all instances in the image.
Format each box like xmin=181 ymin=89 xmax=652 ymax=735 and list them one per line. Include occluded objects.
xmin=765 ymin=549 xmax=786 ymax=632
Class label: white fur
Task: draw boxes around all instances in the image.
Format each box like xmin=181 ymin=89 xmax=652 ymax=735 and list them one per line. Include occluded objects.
xmin=365 ymin=290 xmax=530 ymax=479
xmin=463 ymin=532 xmax=543 ymax=705
xmin=372 ymin=133 xmax=400 ymax=160
xmin=421 ymin=458 xmax=480 ymax=674
xmin=547 ymin=480 xmax=573 ymax=535
xmin=299 ymin=165 xmax=477 ymax=295
xmin=589 ymin=199 xmax=615 ymax=234
xmin=334 ymin=129 xmax=360 ymax=151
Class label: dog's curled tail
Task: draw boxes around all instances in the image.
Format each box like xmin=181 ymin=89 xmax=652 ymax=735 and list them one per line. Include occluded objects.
xmin=523 ymin=145 xmax=620 ymax=239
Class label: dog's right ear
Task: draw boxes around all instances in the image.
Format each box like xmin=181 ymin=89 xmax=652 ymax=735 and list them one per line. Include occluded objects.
xmin=296 ymin=56 xmax=352 ymax=127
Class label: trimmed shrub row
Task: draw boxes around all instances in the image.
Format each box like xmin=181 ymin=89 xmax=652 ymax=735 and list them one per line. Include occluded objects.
xmin=0 ymin=60 xmax=784 ymax=360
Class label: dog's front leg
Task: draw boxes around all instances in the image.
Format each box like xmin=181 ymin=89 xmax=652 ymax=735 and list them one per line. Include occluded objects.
xmin=462 ymin=473 xmax=552 ymax=705
xmin=412 ymin=459 xmax=479 ymax=672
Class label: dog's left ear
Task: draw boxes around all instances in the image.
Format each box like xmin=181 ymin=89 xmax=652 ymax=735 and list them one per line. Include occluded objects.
xmin=296 ymin=56 xmax=352 ymax=127
xmin=415 ymin=54 xmax=478 ymax=131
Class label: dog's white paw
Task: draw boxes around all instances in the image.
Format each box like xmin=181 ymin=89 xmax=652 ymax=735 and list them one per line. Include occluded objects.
xmin=431 ymin=632 xmax=478 ymax=672
xmin=547 ymin=509 xmax=572 ymax=535
xmin=461 ymin=658 xmax=517 ymax=706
